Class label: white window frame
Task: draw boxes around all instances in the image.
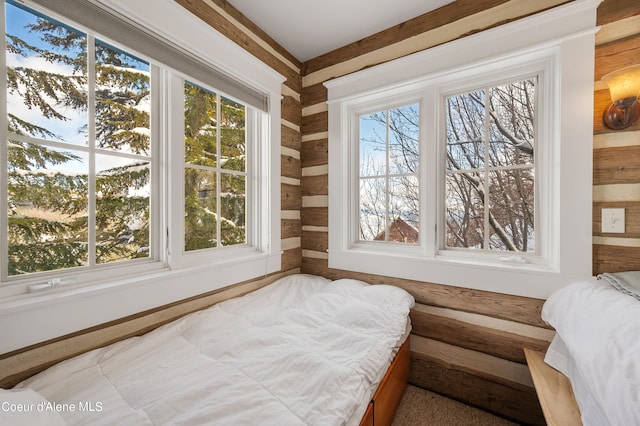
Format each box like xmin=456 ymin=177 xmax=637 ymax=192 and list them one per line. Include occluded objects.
xmin=326 ymin=0 xmax=599 ymax=299
xmin=0 ymin=0 xmax=283 ymax=354
xmin=434 ymin=62 xmax=551 ymax=266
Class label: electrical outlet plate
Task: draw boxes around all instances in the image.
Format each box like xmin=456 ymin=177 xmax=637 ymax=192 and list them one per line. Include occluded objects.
xmin=602 ymin=208 xmax=625 ymax=233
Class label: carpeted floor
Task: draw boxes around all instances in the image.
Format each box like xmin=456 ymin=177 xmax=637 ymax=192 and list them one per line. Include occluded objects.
xmin=392 ymin=385 xmax=519 ymax=426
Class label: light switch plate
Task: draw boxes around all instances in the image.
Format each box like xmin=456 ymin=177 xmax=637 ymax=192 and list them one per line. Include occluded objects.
xmin=602 ymin=208 xmax=625 ymax=233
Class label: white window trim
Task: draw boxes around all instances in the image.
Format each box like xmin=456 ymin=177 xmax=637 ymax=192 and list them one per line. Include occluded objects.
xmin=326 ymin=0 xmax=599 ymax=299
xmin=0 ymin=0 xmax=284 ymax=354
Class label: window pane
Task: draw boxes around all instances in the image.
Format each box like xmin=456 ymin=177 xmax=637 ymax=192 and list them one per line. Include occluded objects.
xmin=488 ymin=169 xmax=535 ymax=252
xmin=445 ymin=171 xmax=484 ymax=249
xmin=359 ymin=111 xmax=386 ymax=177
xmin=7 ymin=143 xmax=88 ymax=275
xmin=388 ymin=176 xmax=419 ymax=244
xmin=6 ymin=1 xmax=88 ymax=145
xmin=388 ymin=104 xmax=419 ymax=175
xmin=184 ymin=168 xmax=217 ymax=251
xmin=220 ymin=97 xmax=245 ymax=173
xmin=444 ymin=79 xmax=536 ymax=254
xmin=446 ymin=91 xmax=485 ymax=170
xmin=184 ymin=82 xmax=217 ymax=168
xmin=220 ymin=173 xmax=246 ymax=246
xmin=488 ymin=79 xmax=535 ymax=167
xmin=95 ymin=40 xmax=150 ymax=155
xmin=359 ymin=177 xmax=386 ymax=241
xmin=96 ymin=156 xmax=150 ymax=263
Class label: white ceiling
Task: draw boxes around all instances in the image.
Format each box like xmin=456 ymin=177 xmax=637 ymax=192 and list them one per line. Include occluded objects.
xmin=226 ymin=0 xmax=456 ymax=62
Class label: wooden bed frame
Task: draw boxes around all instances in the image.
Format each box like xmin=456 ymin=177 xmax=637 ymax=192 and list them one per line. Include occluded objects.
xmin=524 ymin=348 xmax=582 ymax=426
xmin=360 ymin=336 xmax=410 ymax=426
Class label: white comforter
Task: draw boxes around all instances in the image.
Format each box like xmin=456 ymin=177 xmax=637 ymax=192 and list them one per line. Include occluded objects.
xmin=542 ymin=278 xmax=640 ymax=426
xmin=13 ymin=274 xmax=414 ymax=425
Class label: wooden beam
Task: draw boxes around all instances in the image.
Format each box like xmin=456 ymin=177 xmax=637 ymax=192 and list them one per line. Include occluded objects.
xmin=410 ymin=335 xmax=545 ymax=425
xmin=410 ymin=304 xmax=553 ymax=364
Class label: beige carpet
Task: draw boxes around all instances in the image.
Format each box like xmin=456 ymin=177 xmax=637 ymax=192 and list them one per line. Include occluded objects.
xmin=392 ymin=385 xmax=519 ymax=426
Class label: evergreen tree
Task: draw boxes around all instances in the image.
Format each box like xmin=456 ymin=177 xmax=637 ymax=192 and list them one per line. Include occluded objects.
xmin=6 ymin=4 xmax=148 ymax=274
xmin=5 ymin=2 xmax=247 ymax=275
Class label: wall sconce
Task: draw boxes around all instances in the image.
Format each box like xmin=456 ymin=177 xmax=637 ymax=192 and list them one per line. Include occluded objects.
xmin=602 ymin=64 xmax=640 ymax=130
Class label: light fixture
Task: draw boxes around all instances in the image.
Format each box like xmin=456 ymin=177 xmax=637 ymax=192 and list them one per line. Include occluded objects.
xmin=602 ymin=64 xmax=640 ymax=130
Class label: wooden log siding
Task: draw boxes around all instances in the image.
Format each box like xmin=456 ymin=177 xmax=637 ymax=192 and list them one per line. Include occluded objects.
xmin=594 ymin=145 xmax=640 ymax=185
xmin=411 ymin=336 xmax=546 ymax=425
xmin=301 ymin=139 xmax=329 ymax=167
xmin=592 ymin=1 xmax=640 ymax=274
xmin=281 ymin=218 xmax=302 ymax=239
xmin=282 ymin=95 xmax=302 ymax=127
xmin=301 ymin=207 xmax=328 ymax=228
xmin=281 ymin=154 xmax=302 ymax=180
xmin=281 ymin=125 xmax=302 ymax=151
xmin=301 ymin=174 xmax=328 ymax=196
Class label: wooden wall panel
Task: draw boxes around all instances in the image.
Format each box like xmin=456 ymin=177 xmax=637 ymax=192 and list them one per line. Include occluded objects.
xmin=410 ymin=336 xmax=546 ymax=425
xmin=282 ymin=154 xmax=302 ymax=180
xmin=301 ymin=139 xmax=328 ymax=168
xmin=304 ymin=0 xmax=519 ymax=76
xmin=301 ymin=82 xmax=328 ymax=107
xmin=592 ymin=0 xmax=640 ymax=275
xmin=281 ymin=125 xmax=302 ymax=151
xmin=301 ymin=207 xmax=328 ymax=227
xmin=281 ymin=183 xmax=301 ymax=211
xmin=281 ymin=218 xmax=302 ymax=239
xmin=597 ymin=0 xmax=640 ymax=25
xmin=593 ymin=244 xmax=640 ymax=275
xmin=594 ymin=33 xmax=640 ymax=79
xmin=301 ymin=230 xmax=328 ymax=253
xmin=410 ymin=305 xmax=553 ymax=364
xmin=301 ymin=174 xmax=328 ymax=196
xmin=282 ymin=95 xmax=302 ymax=127
xmin=281 ymin=247 xmax=302 ymax=271
xmin=594 ymin=145 xmax=640 ymax=185
xmin=301 ymin=111 xmax=328 ymax=135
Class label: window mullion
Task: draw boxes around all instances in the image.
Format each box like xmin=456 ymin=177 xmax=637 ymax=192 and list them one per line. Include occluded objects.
xmin=483 ymin=88 xmax=491 ymax=252
xmin=385 ymin=109 xmax=390 ymax=242
xmin=87 ymin=35 xmax=97 ymax=267
xmin=0 ymin=3 xmax=7 ymax=281
xmin=216 ymin=93 xmax=222 ymax=248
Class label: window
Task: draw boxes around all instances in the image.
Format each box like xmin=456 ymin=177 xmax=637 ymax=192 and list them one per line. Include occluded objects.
xmin=4 ymin=1 xmax=155 ymax=279
xmin=0 ymin=0 xmax=282 ymax=304
xmin=444 ymin=79 xmax=536 ymax=254
xmin=326 ymin=1 xmax=597 ymax=298
xmin=183 ymin=82 xmax=247 ymax=251
xmin=358 ymin=103 xmax=420 ymax=244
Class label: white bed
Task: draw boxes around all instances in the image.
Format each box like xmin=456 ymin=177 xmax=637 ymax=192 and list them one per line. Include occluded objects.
xmin=541 ymin=276 xmax=640 ymax=426
xmin=1 ymin=274 xmax=414 ymax=425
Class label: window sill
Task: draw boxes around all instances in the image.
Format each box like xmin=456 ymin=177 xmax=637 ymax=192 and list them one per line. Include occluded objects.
xmin=329 ymin=247 xmax=578 ymax=299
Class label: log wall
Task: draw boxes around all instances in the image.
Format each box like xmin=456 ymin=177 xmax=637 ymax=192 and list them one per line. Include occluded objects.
xmin=592 ymin=1 xmax=640 ymax=274
xmin=2 ymin=1 xmax=639 ymax=424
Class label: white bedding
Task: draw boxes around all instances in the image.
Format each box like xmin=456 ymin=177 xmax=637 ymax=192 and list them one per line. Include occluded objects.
xmin=12 ymin=274 xmax=415 ymax=425
xmin=542 ymin=278 xmax=640 ymax=426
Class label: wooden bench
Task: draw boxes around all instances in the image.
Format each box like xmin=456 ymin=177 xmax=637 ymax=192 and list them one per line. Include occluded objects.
xmin=524 ymin=348 xmax=582 ymax=426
